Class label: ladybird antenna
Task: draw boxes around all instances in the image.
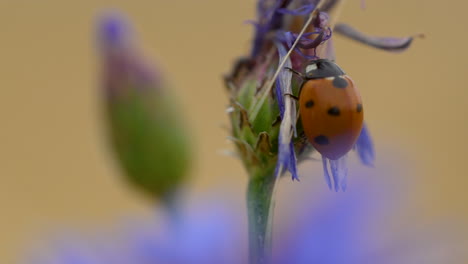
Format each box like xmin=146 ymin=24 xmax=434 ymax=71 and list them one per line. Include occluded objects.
xmin=250 ymin=4 xmax=325 ymax=122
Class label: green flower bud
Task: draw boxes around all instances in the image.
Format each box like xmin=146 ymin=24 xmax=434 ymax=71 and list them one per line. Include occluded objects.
xmin=98 ymin=13 xmax=191 ymax=200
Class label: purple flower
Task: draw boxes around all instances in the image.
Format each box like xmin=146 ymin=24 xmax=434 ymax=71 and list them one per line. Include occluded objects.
xmin=24 ymin=198 xmax=246 ymax=264
xmin=272 ymin=173 xmax=465 ymax=263
xmin=226 ymin=0 xmax=419 ymax=190
xmin=24 ymin=169 xmax=466 ymax=264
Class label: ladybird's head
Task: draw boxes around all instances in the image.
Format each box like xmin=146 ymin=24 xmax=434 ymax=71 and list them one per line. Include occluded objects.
xmin=304 ymin=59 xmax=345 ymax=79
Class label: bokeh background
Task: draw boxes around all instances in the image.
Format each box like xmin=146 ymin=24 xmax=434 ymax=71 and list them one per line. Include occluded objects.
xmin=0 ymin=0 xmax=467 ymax=263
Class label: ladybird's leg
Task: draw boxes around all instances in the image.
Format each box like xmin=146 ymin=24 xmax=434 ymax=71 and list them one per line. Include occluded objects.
xmin=283 ymin=93 xmax=299 ymax=101
xmin=283 ymin=67 xmax=307 ymax=98
xmin=284 ymin=67 xmax=304 ymax=79
xmin=272 ymin=93 xmax=300 ymax=126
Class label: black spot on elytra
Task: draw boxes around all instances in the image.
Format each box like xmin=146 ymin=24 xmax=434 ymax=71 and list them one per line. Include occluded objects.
xmin=332 ymin=77 xmax=348 ymax=89
xmin=305 ymin=100 xmax=314 ymax=108
xmin=314 ymin=135 xmax=329 ymax=145
xmin=356 ymin=103 xmax=363 ymax=113
xmin=327 ymin=107 xmax=340 ymax=116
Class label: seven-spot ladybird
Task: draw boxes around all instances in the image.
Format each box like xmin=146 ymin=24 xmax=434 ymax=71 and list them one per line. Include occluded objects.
xmin=297 ymin=59 xmax=363 ymax=160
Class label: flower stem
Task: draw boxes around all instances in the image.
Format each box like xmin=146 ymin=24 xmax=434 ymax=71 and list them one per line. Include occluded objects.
xmin=247 ymin=172 xmax=278 ymax=264
xmin=162 ymin=190 xmax=183 ymax=227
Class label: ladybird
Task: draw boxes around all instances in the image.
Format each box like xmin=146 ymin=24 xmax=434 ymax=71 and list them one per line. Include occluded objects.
xmin=297 ymin=59 xmax=363 ymax=160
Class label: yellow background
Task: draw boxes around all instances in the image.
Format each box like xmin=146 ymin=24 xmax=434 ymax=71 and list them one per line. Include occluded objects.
xmin=0 ymin=0 xmax=467 ymax=262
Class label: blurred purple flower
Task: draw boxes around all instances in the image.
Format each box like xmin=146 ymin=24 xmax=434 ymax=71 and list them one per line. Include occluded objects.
xmin=24 ymin=174 xmax=466 ymax=264
xmin=25 ymin=199 xmax=245 ymax=264
xmin=122 ymin=202 xmax=245 ymax=264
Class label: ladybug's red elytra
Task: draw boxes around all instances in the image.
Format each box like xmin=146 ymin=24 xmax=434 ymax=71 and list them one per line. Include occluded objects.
xmin=297 ymin=59 xmax=364 ymax=160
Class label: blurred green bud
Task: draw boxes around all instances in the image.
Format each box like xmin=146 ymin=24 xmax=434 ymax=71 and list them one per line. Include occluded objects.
xmin=97 ymin=13 xmax=191 ymax=200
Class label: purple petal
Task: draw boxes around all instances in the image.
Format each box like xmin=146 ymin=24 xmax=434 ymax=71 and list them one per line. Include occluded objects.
xmin=334 ymin=23 xmax=421 ymax=52
xmin=278 ymin=27 xmax=332 ymax=59
xmin=323 ymin=156 xmax=348 ymax=192
xmin=250 ymin=0 xmax=293 ymax=57
xmin=355 ymin=123 xmax=375 ymax=167
xmin=97 ymin=12 xmax=133 ymax=52
xmin=321 ymin=158 xmax=332 ymax=190
xmin=312 ymin=11 xmax=329 ymax=29
xmin=287 ymin=142 xmax=298 ymax=180
xmin=274 ymin=42 xmax=298 ymax=180
xmin=275 ymin=79 xmax=285 ymax=117
xmin=97 ymin=12 xmax=159 ymax=97
xmin=274 ymin=141 xmax=299 ymax=180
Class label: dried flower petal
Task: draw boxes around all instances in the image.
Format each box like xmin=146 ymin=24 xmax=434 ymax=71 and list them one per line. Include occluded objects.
xmin=322 ymin=156 xmax=348 ymax=192
xmin=250 ymin=0 xmax=293 ymax=58
xmin=275 ymin=42 xmax=298 ymax=180
xmin=335 ymin=23 xmax=420 ymax=52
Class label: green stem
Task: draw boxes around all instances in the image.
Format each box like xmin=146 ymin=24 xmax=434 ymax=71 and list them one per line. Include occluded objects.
xmin=162 ymin=190 xmax=184 ymax=229
xmin=247 ymin=173 xmax=278 ymax=264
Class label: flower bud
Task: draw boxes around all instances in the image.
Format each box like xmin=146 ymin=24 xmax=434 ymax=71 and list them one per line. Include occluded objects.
xmin=98 ymin=12 xmax=191 ymax=200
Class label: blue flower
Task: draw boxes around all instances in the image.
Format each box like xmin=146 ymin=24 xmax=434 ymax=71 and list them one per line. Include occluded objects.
xmin=123 ymin=200 xmax=244 ymax=264
xmin=24 ymin=199 xmax=246 ymax=264
xmin=271 ymin=174 xmax=463 ymax=263
xmin=24 ymin=172 xmax=464 ymax=264
xmin=227 ymin=0 xmax=420 ymax=190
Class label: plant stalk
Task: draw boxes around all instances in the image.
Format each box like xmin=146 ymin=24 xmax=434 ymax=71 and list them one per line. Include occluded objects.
xmin=247 ymin=173 xmax=278 ymax=264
